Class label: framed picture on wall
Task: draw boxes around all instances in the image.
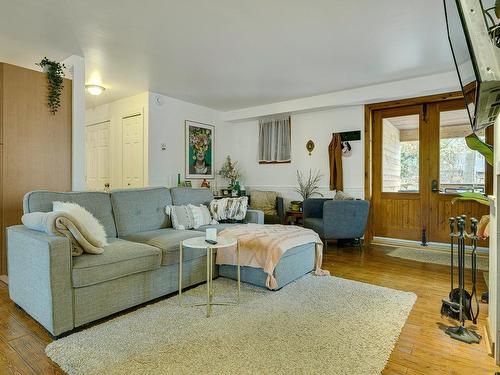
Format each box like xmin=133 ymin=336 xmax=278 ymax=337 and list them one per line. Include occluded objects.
xmin=185 ymin=120 xmax=215 ymax=179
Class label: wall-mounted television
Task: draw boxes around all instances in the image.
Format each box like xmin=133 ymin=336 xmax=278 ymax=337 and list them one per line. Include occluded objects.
xmin=444 ymin=0 xmax=500 ymax=131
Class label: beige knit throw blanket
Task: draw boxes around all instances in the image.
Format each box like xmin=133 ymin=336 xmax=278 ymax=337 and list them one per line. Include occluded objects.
xmin=218 ymin=224 xmax=330 ymax=289
xmin=21 ymin=211 xmax=104 ymax=256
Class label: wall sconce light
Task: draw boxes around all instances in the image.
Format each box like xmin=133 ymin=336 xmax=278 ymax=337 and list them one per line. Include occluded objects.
xmin=306 ymin=140 xmax=315 ymax=155
xmin=85 ymin=84 xmax=106 ymax=96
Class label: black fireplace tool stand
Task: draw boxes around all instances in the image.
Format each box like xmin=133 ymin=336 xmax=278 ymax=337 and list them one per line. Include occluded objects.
xmin=441 ymin=216 xmax=481 ymax=344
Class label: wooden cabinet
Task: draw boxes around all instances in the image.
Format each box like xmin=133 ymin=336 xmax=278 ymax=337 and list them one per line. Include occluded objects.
xmin=0 ymin=63 xmax=72 ymax=275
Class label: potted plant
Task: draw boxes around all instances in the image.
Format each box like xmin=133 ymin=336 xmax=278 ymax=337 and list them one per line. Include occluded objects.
xmin=294 ymin=170 xmax=323 ymax=211
xmin=219 ymin=155 xmax=242 ymax=191
xmin=452 ymin=133 xmax=493 ymax=237
xmin=36 ymin=57 xmax=66 ymax=114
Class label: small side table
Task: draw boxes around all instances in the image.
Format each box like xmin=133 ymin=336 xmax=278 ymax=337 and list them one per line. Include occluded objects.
xmin=178 ymin=236 xmax=240 ymax=317
xmin=285 ymin=210 xmax=303 ymax=226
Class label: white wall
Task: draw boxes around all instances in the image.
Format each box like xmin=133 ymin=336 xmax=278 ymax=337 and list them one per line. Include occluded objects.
xmin=147 ymin=92 xmax=223 ymax=187
xmin=219 ymin=106 xmax=364 ymax=201
xmin=215 ymin=71 xmax=461 ymax=201
xmin=223 ymin=71 xmax=460 ymax=122
xmin=85 ymin=92 xmax=149 ymax=189
xmin=85 ymin=91 xmax=226 ymax=190
xmin=62 ymin=55 xmax=86 ymax=191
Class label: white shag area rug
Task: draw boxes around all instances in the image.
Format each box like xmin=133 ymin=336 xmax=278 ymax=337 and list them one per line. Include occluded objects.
xmin=46 ymin=275 xmax=416 ymax=375
xmin=388 ymin=247 xmax=488 ymax=271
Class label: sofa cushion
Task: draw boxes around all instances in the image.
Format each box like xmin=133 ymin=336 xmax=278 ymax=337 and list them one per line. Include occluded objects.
xmin=303 ymin=218 xmax=325 ymax=238
xmin=110 ymin=187 xmax=172 ymax=237
xmin=23 ymin=191 xmax=117 ymax=238
xmin=123 ymin=228 xmax=205 ymax=266
xmin=72 ymin=238 xmax=161 ymax=288
xmin=170 ymin=187 xmax=213 ymax=206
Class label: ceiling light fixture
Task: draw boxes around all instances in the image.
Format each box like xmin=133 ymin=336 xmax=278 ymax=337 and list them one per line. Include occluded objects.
xmin=85 ymin=84 xmax=105 ymax=96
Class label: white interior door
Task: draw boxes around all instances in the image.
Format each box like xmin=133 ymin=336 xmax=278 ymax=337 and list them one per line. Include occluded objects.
xmin=122 ymin=114 xmax=144 ymax=188
xmin=85 ymin=122 xmax=110 ymax=191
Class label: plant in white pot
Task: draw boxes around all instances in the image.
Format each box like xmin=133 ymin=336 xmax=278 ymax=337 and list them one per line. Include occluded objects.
xmin=36 ymin=57 xmax=66 ymax=114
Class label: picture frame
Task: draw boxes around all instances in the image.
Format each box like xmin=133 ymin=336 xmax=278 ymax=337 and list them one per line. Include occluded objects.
xmin=184 ymin=180 xmax=192 ymax=187
xmin=185 ymin=120 xmax=215 ymax=179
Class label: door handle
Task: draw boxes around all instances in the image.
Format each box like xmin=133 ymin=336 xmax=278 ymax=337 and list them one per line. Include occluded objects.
xmin=431 ymin=179 xmax=439 ymax=193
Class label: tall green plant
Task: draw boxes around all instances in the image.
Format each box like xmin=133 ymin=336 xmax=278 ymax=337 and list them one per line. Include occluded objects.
xmin=36 ymin=57 xmax=65 ymax=114
xmin=452 ymin=133 xmax=493 ymax=206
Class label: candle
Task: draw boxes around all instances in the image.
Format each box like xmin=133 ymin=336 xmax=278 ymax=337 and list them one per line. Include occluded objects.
xmin=206 ymin=228 xmax=217 ymax=241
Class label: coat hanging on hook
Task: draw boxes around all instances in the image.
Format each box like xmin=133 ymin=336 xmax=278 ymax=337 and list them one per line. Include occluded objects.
xmin=328 ymin=133 xmax=343 ymax=191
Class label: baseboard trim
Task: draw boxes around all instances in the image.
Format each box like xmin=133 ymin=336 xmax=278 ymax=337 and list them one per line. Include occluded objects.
xmin=485 ymin=317 xmax=494 ymax=357
xmin=372 ymin=236 xmax=489 ymax=256
xmin=0 ymin=275 xmax=8 ymax=285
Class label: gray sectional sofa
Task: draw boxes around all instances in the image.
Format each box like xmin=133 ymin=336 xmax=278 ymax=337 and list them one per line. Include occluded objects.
xmin=7 ymin=187 xmax=267 ymax=336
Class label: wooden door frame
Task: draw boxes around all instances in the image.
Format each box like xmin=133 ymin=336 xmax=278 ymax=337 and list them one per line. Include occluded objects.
xmin=363 ymin=89 xmax=492 ymax=244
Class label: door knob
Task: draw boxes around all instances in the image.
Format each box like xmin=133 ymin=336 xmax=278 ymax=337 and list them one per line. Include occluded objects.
xmin=431 ymin=179 xmax=439 ymax=193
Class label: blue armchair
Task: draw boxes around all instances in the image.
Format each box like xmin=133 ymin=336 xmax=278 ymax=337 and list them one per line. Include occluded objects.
xmin=303 ymin=198 xmax=370 ymax=250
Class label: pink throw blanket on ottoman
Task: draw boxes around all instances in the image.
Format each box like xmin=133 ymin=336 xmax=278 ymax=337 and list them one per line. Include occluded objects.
xmin=217 ymin=224 xmax=330 ymax=289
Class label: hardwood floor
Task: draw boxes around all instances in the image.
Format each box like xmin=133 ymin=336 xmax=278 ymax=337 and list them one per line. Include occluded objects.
xmin=325 ymin=244 xmax=498 ymax=375
xmin=0 ymin=244 xmax=496 ymax=374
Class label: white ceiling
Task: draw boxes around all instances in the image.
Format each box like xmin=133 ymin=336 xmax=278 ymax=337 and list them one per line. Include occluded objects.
xmin=386 ymin=109 xmax=471 ymax=130
xmin=0 ymin=0 xmax=456 ymax=110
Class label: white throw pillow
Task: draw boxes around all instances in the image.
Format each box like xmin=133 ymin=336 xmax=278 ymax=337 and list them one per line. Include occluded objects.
xmin=52 ymin=201 xmax=108 ymax=247
xmin=200 ymin=205 xmax=213 ymax=225
xmin=167 ymin=205 xmax=195 ymax=230
xmin=187 ymin=204 xmax=215 ymax=229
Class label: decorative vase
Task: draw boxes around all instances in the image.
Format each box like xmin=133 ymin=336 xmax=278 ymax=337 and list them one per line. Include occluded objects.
xmin=290 ymin=201 xmax=302 ymax=212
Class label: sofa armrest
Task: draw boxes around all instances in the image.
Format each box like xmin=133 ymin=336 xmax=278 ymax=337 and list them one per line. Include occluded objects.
xmin=245 ymin=209 xmax=264 ymax=224
xmin=303 ymin=198 xmax=330 ymax=221
xmin=7 ymin=225 xmax=74 ymax=336
xmin=276 ymin=197 xmax=285 ymax=223
xmin=323 ymin=200 xmax=370 ymax=239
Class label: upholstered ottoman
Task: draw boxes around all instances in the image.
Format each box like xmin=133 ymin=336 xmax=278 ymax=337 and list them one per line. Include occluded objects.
xmin=218 ymin=242 xmax=316 ymax=290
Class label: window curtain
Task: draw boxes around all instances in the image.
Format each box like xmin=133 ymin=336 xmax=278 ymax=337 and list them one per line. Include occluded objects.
xmin=328 ymin=133 xmax=343 ymax=190
xmin=258 ymin=115 xmax=291 ymax=163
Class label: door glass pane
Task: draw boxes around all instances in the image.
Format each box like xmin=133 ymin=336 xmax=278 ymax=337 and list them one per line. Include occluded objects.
xmin=439 ymin=109 xmax=485 ymax=194
xmin=382 ymin=114 xmax=419 ymax=192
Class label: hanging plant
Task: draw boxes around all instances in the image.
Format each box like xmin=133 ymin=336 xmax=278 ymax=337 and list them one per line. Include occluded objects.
xmin=36 ymin=57 xmax=66 ymax=114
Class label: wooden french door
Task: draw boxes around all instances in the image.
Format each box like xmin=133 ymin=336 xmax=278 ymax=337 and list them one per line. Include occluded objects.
xmin=371 ymin=98 xmax=490 ymax=244
xmin=372 ymin=105 xmax=425 ymax=241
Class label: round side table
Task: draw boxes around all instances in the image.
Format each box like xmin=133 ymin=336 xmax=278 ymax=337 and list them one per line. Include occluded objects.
xmin=178 ymin=236 xmax=240 ymax=317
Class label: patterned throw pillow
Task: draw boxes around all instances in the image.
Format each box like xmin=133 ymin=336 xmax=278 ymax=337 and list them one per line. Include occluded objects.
xmin=210 ymin=197 xmax=248 ymax=221
xmin=167 ymin=205 xmax=195 ymax=230
xmin=334 ymin=191 xmax=355 ymax=200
